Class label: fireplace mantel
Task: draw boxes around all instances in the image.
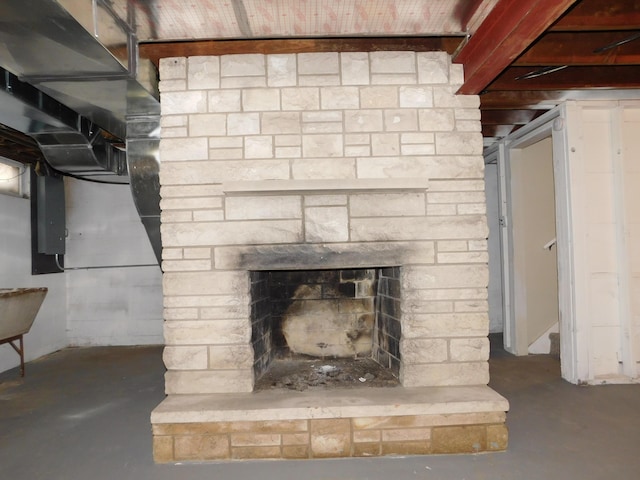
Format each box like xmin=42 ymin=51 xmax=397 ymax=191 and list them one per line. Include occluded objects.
xmin=222 ymin=178 xmax=430 ymax=195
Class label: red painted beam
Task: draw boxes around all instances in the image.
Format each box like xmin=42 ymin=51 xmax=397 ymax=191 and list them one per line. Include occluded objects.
xmin=454 ymin=0 xmax=578 ymax=95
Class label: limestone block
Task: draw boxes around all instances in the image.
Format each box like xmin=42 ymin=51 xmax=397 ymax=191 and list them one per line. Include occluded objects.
xmin=188 ymin=56 xmax=220 ymax=90
xmin=267 ymin=54 xmax=297 ymax=86
xmin=302 ymin=134 xmax=344 ymax=157
xmin=304 ymin=195 xmax=347 ymax=206
xmin=163 ymin=248 xmax=183 ymax=260
xmin=161 ymin=211 xmax=192 ymax=223
xmin=417 ymin=52 xmax=450 ymax=84
xmin=309 ymin=419 xmax=351 ymax=458
xmin=160 ymin=57 xmax=186 ymax=80
xmin=261 ymin=112 xmax=301 ymax=134
xmin=153 ymin=436 xmax=174 ymax=463
xmin=162 ymin=127 xmax=188 ymax=138
xmin=163 ymin=271 xmax=248 ymax=296
xmin=159 ymin=79 xmax=187 ymax=92
xmin=165 ymin=370 xmax=254 ymax=394
xmin=164 ymin=319 xmax=251 ymax=346
xmin=371 ymin=133 xmax=399 ymax=156
xmin=189 ymin=114 xmax=226 ymax=137
xmin=193 ymin=211 xmax=224 ymax=222
xmin=426 ymin=204 xmax=457 ymax=216
xmin=321 ymin=87 xmax=360 ymax=110
xmin=244 ymin=136 xmax=274 ymax=159
xmin=162 ymin=260 xmax=211 ymax=272
xmin=437 ymin=240 xmax=468 ymax=252
xmin=221 ymin=54 xmax=265 ymax=77
xmin=221 ymin=76 xmax=266 ymax=88
xmin=208 ymin=90 xmax=242 ymax=112
xmin=402 ymin=299 xmax=454 ymax=314
xmin=456 ymin=120 xmax=482 ymax=132
xmin=355 ymin=155 xmax=484 ymax=180
xmin=161 ymin=160 xmax=290 ymax=185
xmin=292 ymin=158 xmax=356 ymax=180
xmin=405 ymin=288 xmax=487 ymax=302
xmin=449 ymin=338 xmax=490 ymax=362
xmin=163 ymin=307 xmax=198 ymax=320
xmin=345 ymin=110 xmax=383 ymax=132
xmin=435 ymin=133 xmax=483 ymax=155
xmin=345 ymin=134 xmax=370 ymax=145
xmin=184 ymin=247 xmax=212 ymax=259
xmin=428 ymin=179 xmax=484 ymax=191
xmin=305 ymin=206 xmax=349 ymax=242
xmin=209 ymin=345 xmax=254 ymax=369
xmin=401 ymin=144 xmax=435 ymax=155
xmin=468 ymin=239 xmax=488 ymax=251
xmin=161 ymin=115 xmax=188 ymax=128
xmin=276 ymin=146 xmax=302 ymax=158
xmin=242 ymin=88 xmax=280 ymax=111
xmin=349 ymin=193 xmax=425 ymax=217
xmin=401 ymin=362 xmax=489 ymax=387
xmin=164 ymin=294 xmax=248 ymax=308
xmin=298 ymin=52 xmax=339 ymax=75
xmin=345 ymin=146 xmax=371 ymax=157
xmin=209 ymin=137 xmax=243 ymax=149
xmin=428 ymin=192 xmax=486 ymax=204
xmin=298 ymin=75 xmax=341 ymax=86
xmin=458 ymin=203 xmax=487 ymax=215
xmin=454 ymin=300 xmax=489 ymax=313
xmin=341 ymin=52 xmax=370 ymax=85
xmin=455 ymin=108 xmax=482 ymax=120
xmin=401 ymin=338 xmax=448 ymax=363
xmin=225 ymin=195 xmax=302 ymax=220
xmin=370 ymin=51 xmax=416 ymax=74
xmin=399 ymin=86 xmax=433 ymax=108
xmin=303 ymin=111 xmax=342 ymax=122
xmin=350 ymin=215 xmax=488 ymax=242
xmin=371 ymin=74 xmax=417 ymax=85
xmin=360 ymin=86 xmax=398 ymax=109
xmin=160 ymin=137 xmax=208 ymax=161
xmin=449 ymin=63 xmax=465 ymax=87
xmin=384 ymin=109 xmax=418 ymax=132
xmin=275 ymin=134 xmax=302 ymax=146
xmin=161 ymin=197 xmax=222 ymax=211
xmin=209 ymin=148 xmax=243 ymax=160
xmin=433 ymin=87 xmax=480 ymax=108
xmin=227 ymin=113 xmax=260 ymax=136
xmin=281 ymin=88 xmax=320 ymax=111
xmin=173 ymin=434 xmax=230 ymax=460
xmin=163 ymin=346 xmax=208 ymax=370
xmin=161 ymin=219 xmax=303 ymax=247
xmin=162 ymin=91 xmax=207 ymax=115
xmin=230 ymin=433 xmax=282 ymax=447
xmin=200 ymin=303 xmax=250 ymax=319
xmin=418 ymin=109 xmax=455 ymax=132
xmin=404 ymin=264 xmax=489 ymax=290
xmin=402 ymin=313 xmax=489 ymax=338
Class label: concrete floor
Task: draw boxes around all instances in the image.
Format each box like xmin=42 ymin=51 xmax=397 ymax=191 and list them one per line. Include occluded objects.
xmin=0 ymin=344 xmax=638 ymax=480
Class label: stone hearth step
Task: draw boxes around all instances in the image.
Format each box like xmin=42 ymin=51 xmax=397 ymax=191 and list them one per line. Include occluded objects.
xmin=151 ymin=385 xmax=509 ymax=462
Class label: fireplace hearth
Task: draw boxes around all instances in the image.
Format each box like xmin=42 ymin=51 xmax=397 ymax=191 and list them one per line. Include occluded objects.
xmin=152 ymin=51 xmax=509 ymax=462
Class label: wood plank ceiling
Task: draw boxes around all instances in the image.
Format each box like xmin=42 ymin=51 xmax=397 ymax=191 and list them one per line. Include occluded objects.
xmin=1 ymin=0 xmax=639 ymax=164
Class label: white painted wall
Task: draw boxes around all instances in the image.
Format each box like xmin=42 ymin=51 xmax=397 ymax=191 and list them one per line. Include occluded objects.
xmin=0 ymin=174 xmax=163 ymax=375
xmin=64 ymin=178 xmax=163 ymax=346
xmin=0 ymin=188 xmax=67 ymax=373
xmin=564 ymin=101 xmax=639 ymax=382
xmin=485 ymin=163 xmax=504 ymax=333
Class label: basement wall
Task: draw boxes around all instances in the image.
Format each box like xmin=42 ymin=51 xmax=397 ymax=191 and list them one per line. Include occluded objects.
xmin=0 ymin=190 xmax=66 ymax=373
xmin=0 ymin=174 xmax=163 ymax=375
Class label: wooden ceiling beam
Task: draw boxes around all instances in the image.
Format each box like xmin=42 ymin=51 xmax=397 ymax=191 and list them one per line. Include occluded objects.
xmin=454 ymin=0 xmax=578 ymax=95
xmin=515 ymin=31 xmax=640 ymax=66
xmin=139 ymin=37 xmax=464 ymax=67
xmin=488 ymin=65 xmax=640 ymax=90
xmin=551 ymin=0 xmax=640 ymax=31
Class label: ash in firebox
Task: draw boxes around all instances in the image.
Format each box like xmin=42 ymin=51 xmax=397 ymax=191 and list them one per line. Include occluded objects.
xmin=254 ymin=356 xmax=400 ymax=391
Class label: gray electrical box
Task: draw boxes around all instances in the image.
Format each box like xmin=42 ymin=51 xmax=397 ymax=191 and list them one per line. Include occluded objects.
xmin=37 ymin=176 xmax=66 ymax=255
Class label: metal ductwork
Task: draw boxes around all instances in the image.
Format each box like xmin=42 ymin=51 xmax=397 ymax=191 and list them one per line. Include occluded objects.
xmin=0 ymin=0 xmax=161 ymax=264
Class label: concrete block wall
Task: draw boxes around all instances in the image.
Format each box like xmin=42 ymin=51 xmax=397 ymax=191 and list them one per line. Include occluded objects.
xmin=158 ymin=52 xmax=490 ymax=394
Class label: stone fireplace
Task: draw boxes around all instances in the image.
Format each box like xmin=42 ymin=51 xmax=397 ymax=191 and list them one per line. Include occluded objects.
xmin=151 ymin=51 xmax=509 ymax=462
